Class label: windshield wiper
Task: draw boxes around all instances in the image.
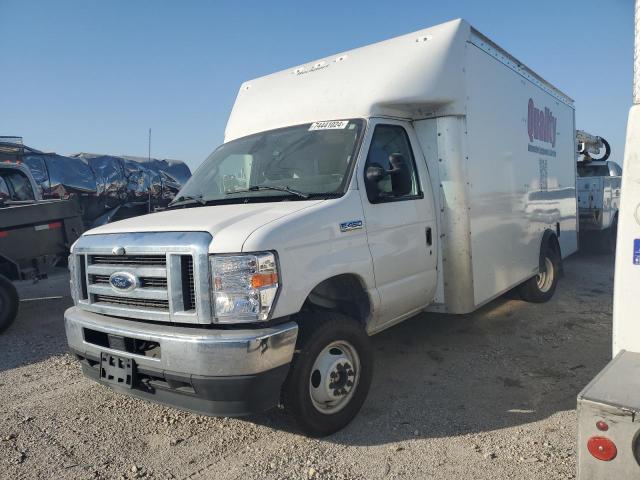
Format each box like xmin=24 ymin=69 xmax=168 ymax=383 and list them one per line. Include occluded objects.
xmin=226 ymin=185 xmax=309 ymax=199
xmin=168 ymin=194 xmax=206 ymax=207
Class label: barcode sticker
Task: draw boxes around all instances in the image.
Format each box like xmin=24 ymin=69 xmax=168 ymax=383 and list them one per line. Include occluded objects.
xmin=309 ymin=120 xmax=349 ymax=131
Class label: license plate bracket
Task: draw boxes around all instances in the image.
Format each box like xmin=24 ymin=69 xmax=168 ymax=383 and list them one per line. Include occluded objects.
xmin=100 ymin=352 xmax=135 ymax=389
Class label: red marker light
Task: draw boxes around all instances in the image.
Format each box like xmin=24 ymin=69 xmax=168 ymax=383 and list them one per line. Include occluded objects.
xmin=587 ymin=436 xmax=617 ymax=461
xmin=596 ymin=421 xmax=609 ymax=432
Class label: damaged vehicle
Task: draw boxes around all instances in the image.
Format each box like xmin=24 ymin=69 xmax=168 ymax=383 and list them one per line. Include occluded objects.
xmin=0 ymin=159 xmax=83 ymax=333
xmin=0 ymin=139 xmax=192 ymax=228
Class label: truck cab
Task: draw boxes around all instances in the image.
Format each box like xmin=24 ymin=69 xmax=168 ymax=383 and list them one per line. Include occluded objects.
xmin=0 ymin=162 xmax=84 ymax=333
xmin=65 ymin=19 xmax=577 ymax=436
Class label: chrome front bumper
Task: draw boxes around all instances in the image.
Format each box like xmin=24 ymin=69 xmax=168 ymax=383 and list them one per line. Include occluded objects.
xmin=65 ymin=306 xmax=298 ymax=416
xmin=65 ymin=306 xmax=298 ymax=377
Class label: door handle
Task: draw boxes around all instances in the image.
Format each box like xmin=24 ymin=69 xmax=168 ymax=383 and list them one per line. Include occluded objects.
xmin=426 ymin=227 xmax=432 ymax=246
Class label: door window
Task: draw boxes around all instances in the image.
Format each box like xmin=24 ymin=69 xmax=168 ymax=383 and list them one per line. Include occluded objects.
xmin=0 ymin=177 xmax=9 ymax=201
xmin=364 ymin=125 xmax=421 ymax=203
xmin=0 ymin=171 xmax=35 ymax=201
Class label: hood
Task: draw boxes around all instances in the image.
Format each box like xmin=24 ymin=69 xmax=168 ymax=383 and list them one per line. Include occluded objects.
xmin=85 ymin=200 xmax=324 ymax=253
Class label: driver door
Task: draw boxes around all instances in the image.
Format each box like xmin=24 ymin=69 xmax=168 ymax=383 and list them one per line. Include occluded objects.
xmin=358 ymin=119 xmax=437 ymax=328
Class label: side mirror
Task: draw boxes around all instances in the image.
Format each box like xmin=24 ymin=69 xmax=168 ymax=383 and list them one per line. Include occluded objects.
xmin=388 ymin=153 xmax=412 ymax=196
xmin=365 ymin=162 xmax=386 ymax=202
xmin=365 ymin=163 xmax=386 ymax=183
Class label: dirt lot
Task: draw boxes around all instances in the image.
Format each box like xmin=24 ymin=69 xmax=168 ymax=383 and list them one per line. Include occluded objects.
xmin=0 ymin=251 xmax=614 ymax=480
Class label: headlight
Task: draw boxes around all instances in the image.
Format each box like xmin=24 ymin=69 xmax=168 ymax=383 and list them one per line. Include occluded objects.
xmin=210 ymin=252 xmax=279 ymax=322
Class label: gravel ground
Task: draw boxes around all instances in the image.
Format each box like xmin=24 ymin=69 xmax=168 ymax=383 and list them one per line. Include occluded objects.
xmin=0 ymin=250 xmax=613 ymax=480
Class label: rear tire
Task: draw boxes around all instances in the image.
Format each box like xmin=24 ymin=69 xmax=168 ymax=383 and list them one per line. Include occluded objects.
xmin=282 ymin=310 xmax=373 ymax=437
xmin=0 ymin=275 xmax=19 ymax=334
xmin=518 ymin=243 xmax=560 ymax=303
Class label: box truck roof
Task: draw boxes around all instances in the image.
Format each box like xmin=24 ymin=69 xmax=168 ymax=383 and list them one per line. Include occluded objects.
xmin=225 ymin=18 xmax=573 ymax=141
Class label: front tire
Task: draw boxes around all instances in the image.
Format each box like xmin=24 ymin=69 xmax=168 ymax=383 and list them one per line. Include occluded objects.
xmin=282 ymin=311 xmax=373 ymax=437
xmin=0 ymin=275 xmax=19 ymax=334
xmin=518 ymin=244 xmax=560 ymax=303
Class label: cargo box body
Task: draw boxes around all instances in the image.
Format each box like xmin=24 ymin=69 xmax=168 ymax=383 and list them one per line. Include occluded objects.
xmin=418 ymin=29 xmax=578 ymax=313
xmin=227 ymin=19 xmax=578 ymax=314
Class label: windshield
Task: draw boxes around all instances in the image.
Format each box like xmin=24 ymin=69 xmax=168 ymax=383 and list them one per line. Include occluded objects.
xmin=172 ymin=119 xmax=364 ymax=206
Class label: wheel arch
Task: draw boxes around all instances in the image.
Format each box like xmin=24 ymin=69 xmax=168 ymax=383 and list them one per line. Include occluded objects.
xmin=0 ymin=255 xmax=19 ymax=281
xmin=540 ymin=229 xmax=562 ymax=275
xmin=300 ymin=274 xmax=373 ymax=328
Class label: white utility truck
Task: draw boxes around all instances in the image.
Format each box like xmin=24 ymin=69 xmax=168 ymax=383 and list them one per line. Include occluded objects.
xmin=65 ymin=19 xmax=578 ymax=436
xmin=576 ymin=130 xmax=621 ymax=252
xmin=576 ymin=1 xmax=640 ymax=477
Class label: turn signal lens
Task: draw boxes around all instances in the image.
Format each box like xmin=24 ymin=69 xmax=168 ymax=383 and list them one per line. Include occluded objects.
xmin=251 ymin=272 xmax=278 ymax=288
xmin=587 ymin=436 xmax=617 ymax=461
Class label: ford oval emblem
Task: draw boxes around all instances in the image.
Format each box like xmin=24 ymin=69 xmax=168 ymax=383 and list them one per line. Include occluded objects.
xmin=109 ymin=272 xmax=138 ymax=292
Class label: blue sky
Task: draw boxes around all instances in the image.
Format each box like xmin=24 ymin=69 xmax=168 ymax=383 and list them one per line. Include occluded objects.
xmin=0 ymin=0 xmax=633 ymax=171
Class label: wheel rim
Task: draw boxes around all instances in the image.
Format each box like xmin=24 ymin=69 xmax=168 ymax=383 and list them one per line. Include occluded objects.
xmin=309 ymin=340 xmax=361 ymax=415
xmin=536 ymin=257 xmax=554 ymax=293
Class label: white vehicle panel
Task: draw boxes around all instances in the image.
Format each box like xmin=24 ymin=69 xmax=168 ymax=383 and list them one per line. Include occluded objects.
xmin=464 ymin=40 xmax=578 ymax=307
xmin=613 ymin=105 xmax=640 ymax=355
xmin=578 ymin=177 xmax=605 ymax=210
xmin=578 ymin=174 xmax=620 ymax=231
xmin=355 ymin=119 xmax=438 ymax=332
xmin=225 ymin=19 xmax=571 ymax=143
xmin=241 ymin=192 xmax=379 ymax=326
xmin=225 ymin=19 xmax=469 ymax=142
xmin=85 ymin=201 xmax=323 ymax=254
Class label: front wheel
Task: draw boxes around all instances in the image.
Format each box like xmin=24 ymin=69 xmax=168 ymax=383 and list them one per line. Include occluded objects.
xmin=282 ymin=311 xmax=373 ymax=437
xmin=518 ymin=244 xmax=560 ymax=303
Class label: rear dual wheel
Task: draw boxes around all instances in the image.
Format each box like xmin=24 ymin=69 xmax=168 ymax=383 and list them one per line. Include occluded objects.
xmin=282 ymin=311 xmax=373 ymax=437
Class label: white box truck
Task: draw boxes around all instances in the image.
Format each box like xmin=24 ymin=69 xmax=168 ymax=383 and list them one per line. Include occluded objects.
xmin=65 ymin=19 xmax=578 ymax=436
xmin=576 ymin=1 xmax=640 ymax=477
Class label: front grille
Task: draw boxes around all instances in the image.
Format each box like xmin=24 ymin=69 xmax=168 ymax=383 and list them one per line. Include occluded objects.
xmin=73 ymin=232 xmax=211 ymax=324
xmin=89 ymin=274 xmax=168 ymax=289
xmin=94 ymin=294 xmax=169 ymax=311
xmin=82 ymin=252 xmax=197 ymax=320
xmin=91 ymin=255 xmax=167 ymax=266
xmin=91 ymin=274 xmax=110 ymax=284
xmin=141 ymin=277 xmax=168 ymax=288
xmin=181 ymin=255 xmax=196 ymax=311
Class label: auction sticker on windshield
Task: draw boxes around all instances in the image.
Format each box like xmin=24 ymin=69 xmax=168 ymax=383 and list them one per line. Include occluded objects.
xmin=309 ymin=120 xmax=349 ymax=131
